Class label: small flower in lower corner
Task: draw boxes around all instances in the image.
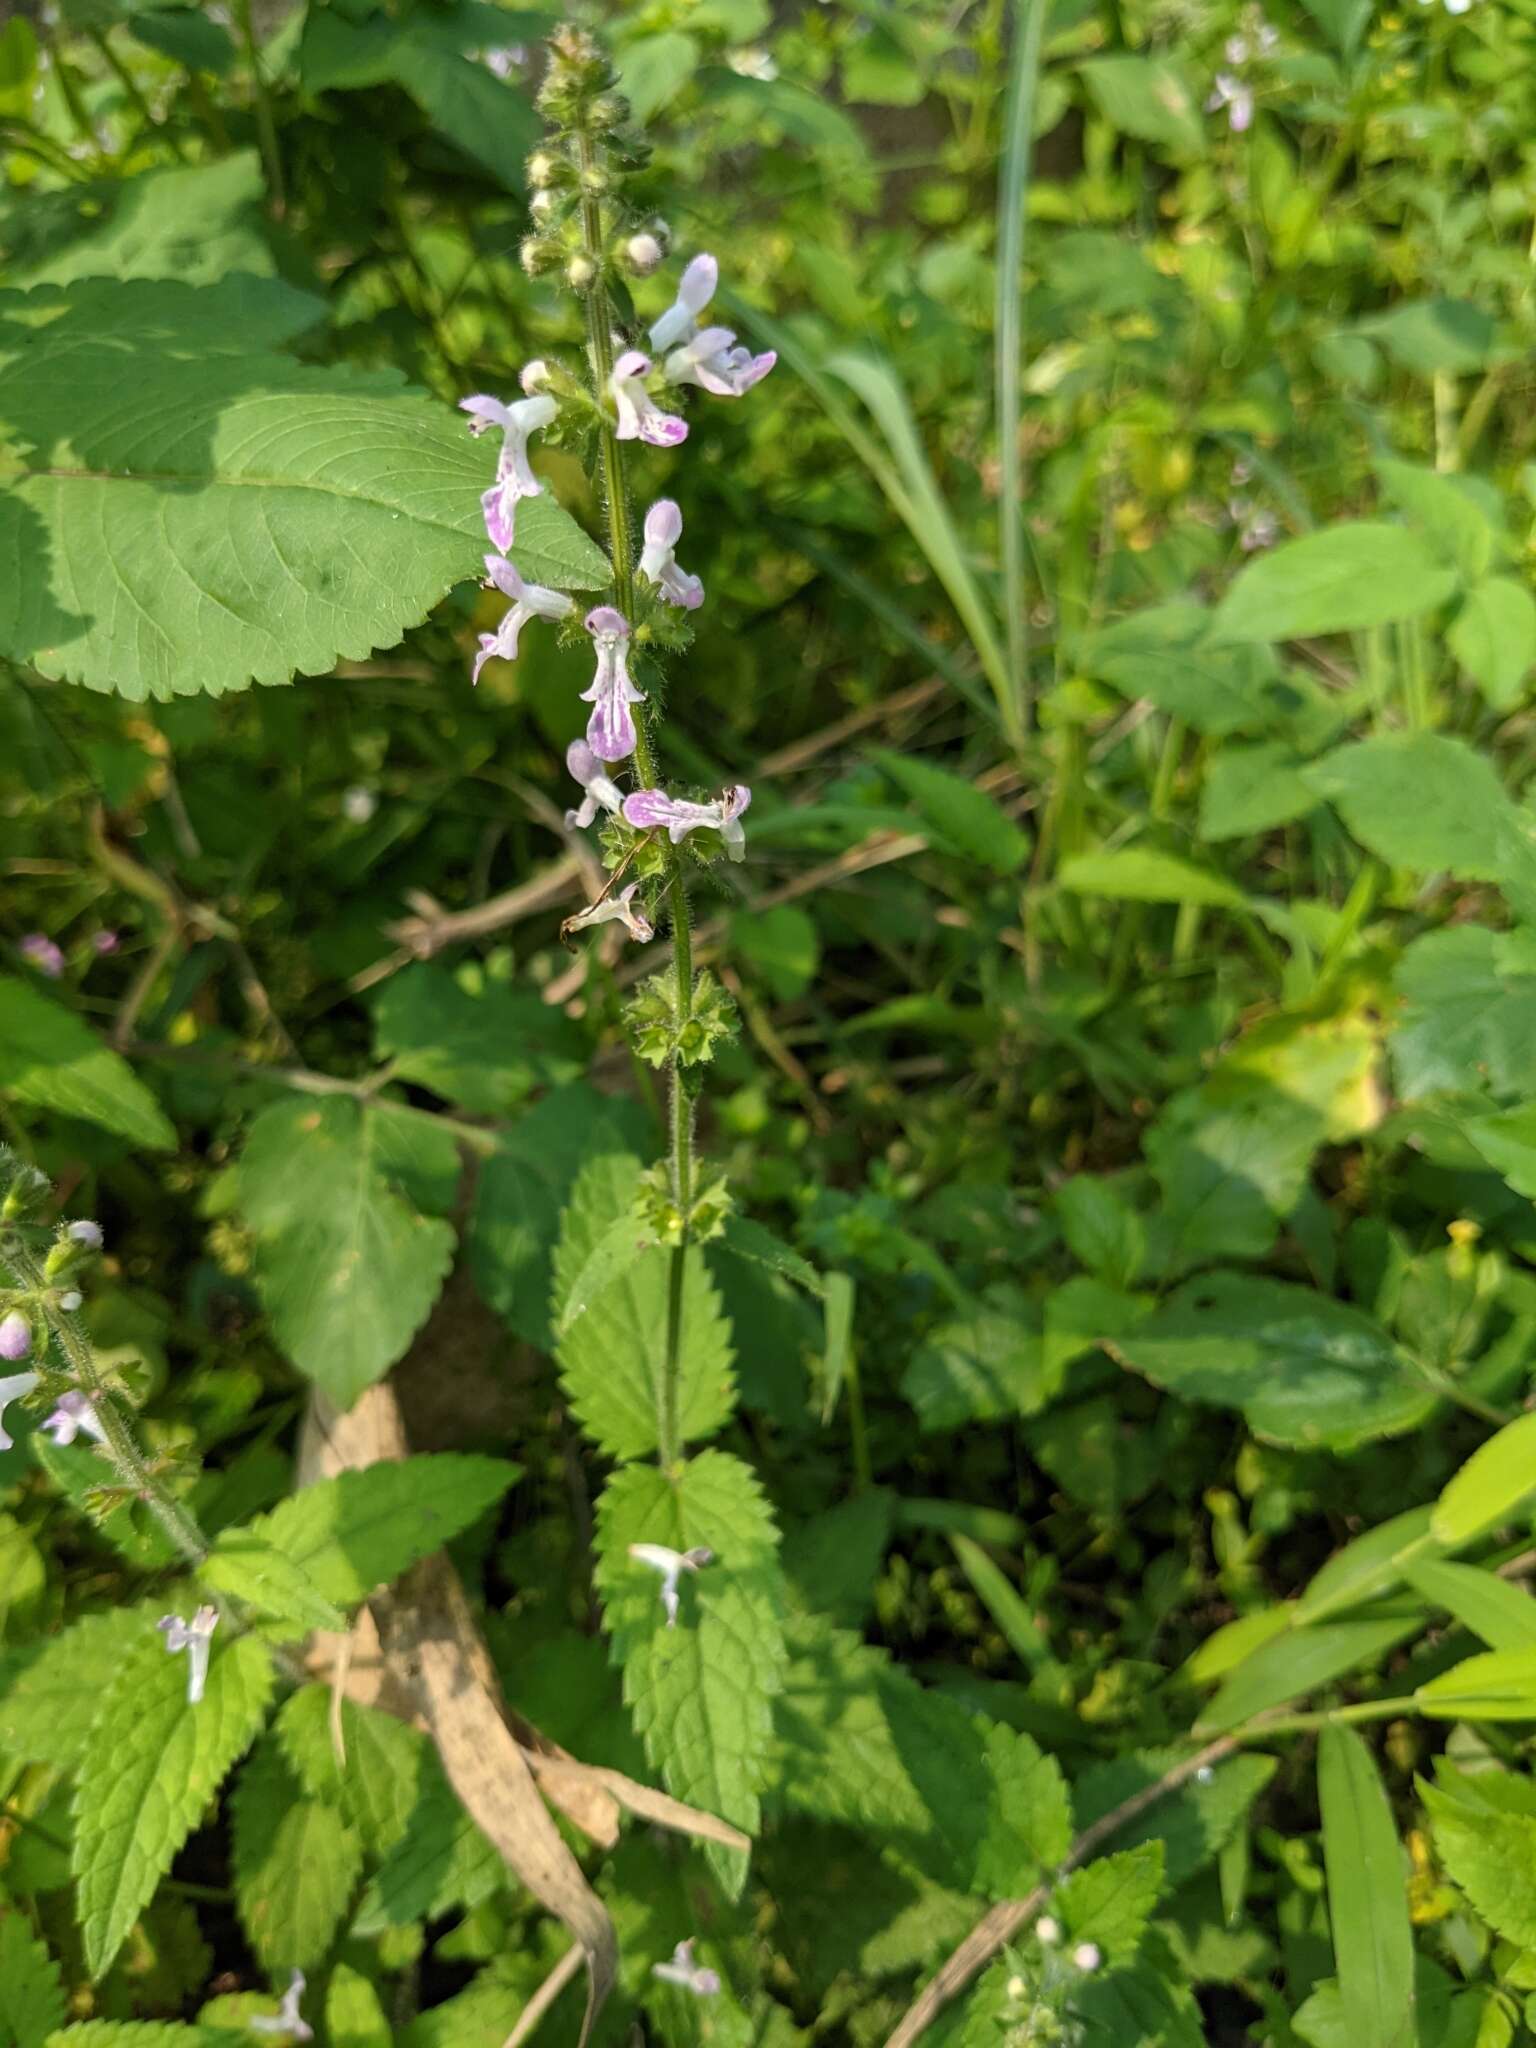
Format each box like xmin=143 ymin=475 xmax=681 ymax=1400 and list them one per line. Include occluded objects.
xmin=628 ymin=1541 xmax=714 ymax=1627
xmin=564 ymin=739 xmax=624 ymax=829
xmin=0 ymin=1370 xmax=40 ymax=1450
xmin=19 ymin=934 xmax=64 ymax=978
xmin=251 ymin=1968 xmax=313 ymax=2043
xmin=582 ymin=607 xmax=646 ymax=761
xmin=459 ymin=388 xmax=559 ymax=550
xmin=158 ymin=1604 xmax=219 ymax=1705
xmin=663 ymin=326 xmax=776 ymax=399
xmin=564 ymin=883 xmax=654 ymax=946
xmin=622 ymin=785 xmax=751 ymax=862
xmin=473 ymin=555 xmax=575 ymax=683
xmin=639 ymin=500 xmax=704 ymax=610
xmin=652 ymin=1937 xmax=721 ymax=1997
xmin=41 ymin=1390 xmax=106 ymax=1447
xmin=610 ymin=351 xmax=688 ymax=447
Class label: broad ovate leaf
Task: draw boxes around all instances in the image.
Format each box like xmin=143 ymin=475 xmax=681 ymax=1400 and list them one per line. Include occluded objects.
xmin=0 ymin=277 xmax=606 ymax=700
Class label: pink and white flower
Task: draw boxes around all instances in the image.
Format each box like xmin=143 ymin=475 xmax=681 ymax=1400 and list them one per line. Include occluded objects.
xmin=622 ymin=785 xmax=752 ymax=862
xmin=652 ymin=1937 xmax=721 ymax=1997
xmin=639 ymin=500 xmax=704 ymax=610
xmin=565 ymin=883 xmax=654 ymax=945
xmin=459 ymin=390 xmax=558 ymax=550
xmin=252 ymin=1968 xmax=313 ymax=2042
xmin=41 ymin=1391 xmax=106 ymax=1447
xmin=158 ymin=1604 xmax=219 ymax=1705
xmin=564 ymin=739 xmax=624 ymax=829
xmin=1206 ymin=71 xmax=1254 ymax=130
xmin=19 ymin=934 xmax=63 ymax=978
xmin=472 ymin=555 xmax=574 ymax=684
xmin=610 ymin=351 xmax=687 ymax=446
xmin=581 ymin=607 xmax=646 ymax=761
xmin=647 ymin=253 xmax=718 ymax=355
xmin=0 ymin=1312 xmax=32 ymax=1363
xmin=663 ymin=326 xmax=775 ymax=398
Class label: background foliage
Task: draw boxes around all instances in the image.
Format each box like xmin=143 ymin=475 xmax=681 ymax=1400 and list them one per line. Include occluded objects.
xmin=7 ymin=0 xmax=1536 ymax=2041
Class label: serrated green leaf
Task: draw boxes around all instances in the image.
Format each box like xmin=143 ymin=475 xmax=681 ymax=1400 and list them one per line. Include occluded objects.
xmin=1304 ymin=733 xmax=1513 ymax=881
xmin=466 ymin=1083 xmax=652 ymax=1351
xmin=1070 ymin=1748 xmax=1276 ymax=1887
xmin=1392 ymin=926 xmax=1536 ymax=1102
xmin=1054 ymin=1841 xmax=1165 ymax=1962
xmin=231 ymin=1738 xmax=363 ymax=1970
xmin=39 ymin=2027 xmax=243 ymax=2047
xmin=356 ymin=1766 xmax=503 ymax=1928
xmin=276 ymin=1686 xmax=428 ymax=1856
xmin=595 ymin=1450 xmax=788 ymax=1895
xmin=324 ymin=1962 xmax=392 ymax=2048
xmin=1449 ymin=575 xmax=1536 ymax=709
xmin=1211 ymin=523 xmax=1458 ymax=642
xmin=0 ymin=154 xmax=274 ymax=288
xmin=243 ymin=1454 xmax=519 ymax=1606
xmin=773 ymin=1614 xmax=1071 ymax=1896
xmin=0 ymin=975 xmax=175 ymax=1148
xmin=1422 ymin=1774 xmax=1536 ymax=1946
xmin=871 ymin=748 xmax=1028 ymax=874
xmin=554 ymin=1155 xmax=735 ymax=1459
xmin=1080 ymin=53 xmax=1205 ymax=153
xmin=0 ymin=1906 xmax=66 ymax=2048
xmin=902 ymin=1293 xmax=1046 ymax=1429
xmin=1318 ymin=1726 xmax=1415 ymax=2048
xmin=73 ymin=1629 xmax=275 ymax=1977
xmin=1432 ymin=1410 xmax=1536 ymax=1547
xmin=200 ymin=1529 xmax=347 ymax=1637
xmin=0 ymin=1606 xmax=153 ymax=1767
xmin=372 ymin=963 xmax=584 ymax=1117
xmin=555 ymin=1210 xmax=656 ymax=1336
xmin=234 ymin=1096 xmax=455 ymax=1406
xmin=0 ymin=276 xmax=582 ymax=700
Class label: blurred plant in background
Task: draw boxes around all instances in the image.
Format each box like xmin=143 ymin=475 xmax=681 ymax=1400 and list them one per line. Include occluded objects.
xmin=6 ymin=0 xmax=1536 ymax=2041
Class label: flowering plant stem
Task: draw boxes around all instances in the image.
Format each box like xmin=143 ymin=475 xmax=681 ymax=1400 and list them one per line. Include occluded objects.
xmin=576 ymin=143 xmax=694 ymax=1470
xmin=5 ymin=1236 xmax=209 ymax=1568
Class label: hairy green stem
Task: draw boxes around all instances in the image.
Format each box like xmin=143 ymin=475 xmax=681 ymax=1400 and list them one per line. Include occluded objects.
xmin=7 ymin=1239 xmax=208 ymax=1568
xmin=576 ymin=129 xmax=697 ymax=1469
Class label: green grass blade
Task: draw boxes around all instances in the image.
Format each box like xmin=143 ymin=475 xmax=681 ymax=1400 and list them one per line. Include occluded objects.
xmin=997 ymin=0 xmax=1046 ymax=737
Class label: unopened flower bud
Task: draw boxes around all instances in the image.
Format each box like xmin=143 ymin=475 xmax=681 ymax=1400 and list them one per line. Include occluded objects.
xmin=566 ymin=251 xmax=597 ymax=290
xmin=0 ymin=1312 xmax=32 ymax=1362
xmin=520 ymin=236 xmax=561 ymax=278
xmin=529 ymin=188 xmax=558 ymax=223
xmin=1036 ymin=1916 xmax=1060 ymax=1945
xmin=68 ymin=1220 xmax=104 ymax=1249
xmin=579 ymin=163 xmax=610 ymax=196
xmin=58 ymin=1290 xmax=82 ymax=1313
xmin=624 ymin=231 xmax=664 ymax=275
xmin=527 ymin=149 xmax=558 ymax=187
xmin=1 ymin=1157 xmax=50 ymax=1222
xmin=1071 ymin=1942 xmax=1101 ymax=1973
xmin=588 ymin=92 xmax=624 ymax=129
xmin=520 ymin=359 xmax=552 ymax=394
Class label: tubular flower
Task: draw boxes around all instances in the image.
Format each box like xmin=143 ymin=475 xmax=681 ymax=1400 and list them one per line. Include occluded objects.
xmin=472 ymin=555 xmax=574 ymax=684
xmin=41 ymin=1391 xmax=107 ymax=1447
xmin=609 ymin=351 xmax=687 ymax=446
xmin=647 ymin=252 xmax=718 ymax=354
xmin=1206 ymin=71 xmax=1253 ymax=129
xmin=663 ymin=326 xmax=776 ymax=399
xmin=564 ymin=739 xmax=624 ymax=829
xmin=0 ymin=1370 xmax=39 ymax=1450
xmin=158 ymin=1604 xmax=219 ymax=1705
xmin=565 ymin=883 xmax=654 ymax=945
xmin=251 ymin=1969 xmax=314 ymax=2042
xmin=622 ymin=785 xmax=752 ymax=862
xmin=652 ymin=1938 xmax=721 ymax=1997
xmin=628 ymin=1541 xmax=714 ymax=1627
xmin=638 ymin=500 xmax=704 ymax=610
xmin=459 ymin=390 xmax=558 ymax=550
xmin=581 ymin=607 xmax=646 ymax=761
